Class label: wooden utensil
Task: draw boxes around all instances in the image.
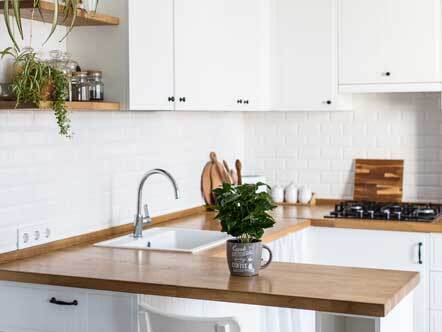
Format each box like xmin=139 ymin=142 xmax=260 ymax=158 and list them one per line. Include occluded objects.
xmin=222 ymin=160 xmax=234 ymax=184
xmin=353 ymin=159 xmax=404 ymax=202
xmin=201 ymin=161 xmax=213 ymax=205
xmin=235 ymin=159 xmax=242 ymax=185
xmin=210 ymin=152 xmax=231 ymax=184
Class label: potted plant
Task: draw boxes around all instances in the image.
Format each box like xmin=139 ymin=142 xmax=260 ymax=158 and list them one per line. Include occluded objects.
xmin=212 ymin=182 xmax=276 ymax=276
xmin=1 ymin=47 xmax=71 ymax=137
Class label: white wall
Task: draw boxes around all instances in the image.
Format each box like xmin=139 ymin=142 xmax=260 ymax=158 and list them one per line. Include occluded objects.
xmin=244 ymin=93 xmax=442 ymax=203
xmin=0 ymin=110 xmax=244 ymax=253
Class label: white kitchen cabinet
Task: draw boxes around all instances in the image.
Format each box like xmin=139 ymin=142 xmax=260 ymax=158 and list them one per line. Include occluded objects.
xmin=0 ymin=281 xmax=137 ymax=332
xmin=304 ymin=227 xmax=429 ymax=332
xmin=431 ymin=233 xmax=442 ymax=271
xmin=269 ymin=0 xmax=349 ymax=111
xmin=339 ymin=0 xmax=441 ymax=92
xmin=128 ymin=0 xmax=175 ymax=111
xmin=431 ymin=310 xmax=442 ymax=332
xmin=174 ymin=0 xmax=268 ymax=111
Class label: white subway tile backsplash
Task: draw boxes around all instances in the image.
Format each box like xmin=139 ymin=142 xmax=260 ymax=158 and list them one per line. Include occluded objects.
xmin=0 ymin=111 xmax=244 ymax=252
xmin=245 ymin=93 xmax=442 ymax=201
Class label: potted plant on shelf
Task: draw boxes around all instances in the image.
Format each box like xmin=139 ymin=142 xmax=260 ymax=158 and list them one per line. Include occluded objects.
xmin=1 ymin=47 xmax=71 ymax=137
xmin=212 ymin=182 xmax=276 ymax=277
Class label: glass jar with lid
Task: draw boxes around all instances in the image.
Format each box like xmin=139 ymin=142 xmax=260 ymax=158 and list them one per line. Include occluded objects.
xmin=71 ymin=71 xmax=90 ymax=101
xmin=87 ymin=70 xmax=104 ymax=101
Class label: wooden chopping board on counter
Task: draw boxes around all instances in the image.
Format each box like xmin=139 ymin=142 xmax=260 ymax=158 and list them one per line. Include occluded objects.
xmin=353 ymin=159 xmax=404 ymax=202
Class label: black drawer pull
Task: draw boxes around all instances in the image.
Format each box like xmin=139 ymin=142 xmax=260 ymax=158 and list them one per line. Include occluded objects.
xmin=50 ymin=297 xmax=78 ymax=306
xmin=168 ymin=96 xmax=175 ymax=102
xmin=418 ymin=242 xmax=423 ymax=265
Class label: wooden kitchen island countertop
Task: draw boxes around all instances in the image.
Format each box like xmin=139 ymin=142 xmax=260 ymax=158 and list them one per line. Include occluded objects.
xmin=0 ymin=206 xmax=422 ymax=318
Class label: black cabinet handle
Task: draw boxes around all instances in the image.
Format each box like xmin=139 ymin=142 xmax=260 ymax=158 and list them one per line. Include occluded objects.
xmin=49 ymin=297 xmax=78 ymax=306
xmin=237 ymin=99 xmax=243 ymax=104
xmin=179 ymin=97 xmax=186 ymax=102
xmin=244 ymin=100 xmax=249 ymax=104
xmin=168 ymin=96 xmax=175 ymax=102
xmin=326 ymin=100 xmax=332 ymax=105
xmin=383 ymin=72 xmax=391 ymax=76
xmin=418 ymin=242 xmax=423 ymax=265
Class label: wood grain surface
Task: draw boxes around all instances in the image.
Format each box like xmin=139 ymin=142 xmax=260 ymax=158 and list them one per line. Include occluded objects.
xmin=0 ymin=0 xmax=119 ymax=26
xmin=354 ymin=159 xmax=404 ymax=202
xmin=0 ymin=240 xmax=419 ymax=317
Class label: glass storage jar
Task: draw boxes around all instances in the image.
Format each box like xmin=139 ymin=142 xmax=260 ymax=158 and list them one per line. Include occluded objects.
xmin=72 ymin=72 xmax=90 ymax=101
xmin=87 ymin=70 xmax=104 ymax=101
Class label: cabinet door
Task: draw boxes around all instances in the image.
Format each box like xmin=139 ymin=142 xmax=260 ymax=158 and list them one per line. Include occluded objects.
xmin=0 ymin=282 xmax=87 ymax=332
xmin=128 ymin=0 xmax=175 ymax=110
xmin=227 ymin=0 xmax=269 ymax=111
xmin=270 ymin=0 xmax=336 ymax=110
xmin=174 ymin=0 xmax=268 ymax=111
xmin=385 ymin=0 xmax=440 ymax=84
xmin=87 ymin=292 xmax=137 ymax=332
xmin=339 ymin=0 xmax=388 ymax=84
xmin=304 ymin=227 xmax=429 ymax=332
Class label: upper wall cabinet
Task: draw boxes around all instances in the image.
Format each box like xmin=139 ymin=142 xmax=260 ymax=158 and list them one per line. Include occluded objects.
xmin=339 ymin=0 xmax=441 ymax=92
xmin=174 ymin=0 xmax=269 ymax=111
xmin=128 ymin=0 xmax=175 ymax=111
xmin=269 ymin=0 xmax=349 ymax=111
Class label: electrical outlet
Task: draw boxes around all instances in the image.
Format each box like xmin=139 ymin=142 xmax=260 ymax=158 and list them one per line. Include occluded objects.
xmin=17 ymin=223 xmax=52 ymax=250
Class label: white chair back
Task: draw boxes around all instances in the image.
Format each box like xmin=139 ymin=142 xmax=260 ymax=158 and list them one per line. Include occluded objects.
xmin=139 ymin=303 xmax=241 ymax=332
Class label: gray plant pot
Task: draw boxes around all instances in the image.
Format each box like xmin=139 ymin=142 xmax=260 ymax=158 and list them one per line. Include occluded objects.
xmin=226 ymin=239 xmax=273 ymax=277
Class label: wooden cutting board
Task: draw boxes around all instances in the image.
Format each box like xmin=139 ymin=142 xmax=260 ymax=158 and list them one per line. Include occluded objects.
xmin=353 ymin=159 xmax=404 ymax=202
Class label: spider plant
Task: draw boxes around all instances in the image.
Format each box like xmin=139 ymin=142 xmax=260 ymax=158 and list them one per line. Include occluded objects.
xmin=3 ymin=0 xmax=98 ymax=50
xmin=1 ymin=47 xmax=71 ymax=137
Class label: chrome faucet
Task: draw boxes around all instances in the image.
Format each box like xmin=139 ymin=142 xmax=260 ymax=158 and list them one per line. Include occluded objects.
xmin=134 ymin=169 xmax=179 ymax=238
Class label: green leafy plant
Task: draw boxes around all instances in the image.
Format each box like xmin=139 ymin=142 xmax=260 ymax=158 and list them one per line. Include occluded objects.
xmin=1 ymin=47 xmax=71 ymax=137
xmin=3 ymin=0 xmax=97 ymax=50
xmin=211 ymin=183 xmax=276 ymax=243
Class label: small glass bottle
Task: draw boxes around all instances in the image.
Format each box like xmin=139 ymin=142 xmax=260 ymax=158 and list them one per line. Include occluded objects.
xmin=87 ymin=70 xmax=104 ymax=101
xmin=72 ymin=72 xmax=90 ymax=101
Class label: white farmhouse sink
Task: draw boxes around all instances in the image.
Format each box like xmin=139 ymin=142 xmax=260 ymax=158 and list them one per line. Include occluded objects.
xmin=94 ymin=227 xmax=231 ymax=253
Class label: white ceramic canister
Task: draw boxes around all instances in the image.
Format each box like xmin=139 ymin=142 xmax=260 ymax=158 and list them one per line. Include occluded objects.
xmin=271 ymin=185 xmax=284 ymax=203
xmin=284 ymin=182 xmax=298 ymax=203
xmin=298 ymin=186 xmax=313 ymax=204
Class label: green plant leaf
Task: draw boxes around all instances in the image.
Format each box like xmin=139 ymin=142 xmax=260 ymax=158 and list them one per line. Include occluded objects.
xmin=211 ymin=183 xmax=276 ymax=242
xmin=59 ymin=0 xmax=77 ymax=41
xmin=4 ymin=0 xmax=20 ymax=50
xmin=43 ymin=0 xmax=59 ymax=44
xmin=12 ymin=0 xmax=24 ymax=39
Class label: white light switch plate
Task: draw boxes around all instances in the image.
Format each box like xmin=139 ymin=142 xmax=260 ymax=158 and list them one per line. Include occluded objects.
xmin=17 ymin=223 xmax=51 ymax=250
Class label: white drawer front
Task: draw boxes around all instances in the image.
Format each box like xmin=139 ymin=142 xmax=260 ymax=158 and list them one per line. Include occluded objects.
xmin=0 ymin=282 xmax=88 ymax=332
xmin=431 ymin=310 xmax=442 ymax=332
xmin=431 ymin=234 xmax=442 ymax=271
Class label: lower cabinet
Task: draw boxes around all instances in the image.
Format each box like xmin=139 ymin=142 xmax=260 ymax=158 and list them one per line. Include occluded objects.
xmin=431 ymin=310 xmax=442 ymax=332
xmin=0 ymin=282 xmax=137 ymax=332
xmin=303 ymin=227 xmax=429 ymax=332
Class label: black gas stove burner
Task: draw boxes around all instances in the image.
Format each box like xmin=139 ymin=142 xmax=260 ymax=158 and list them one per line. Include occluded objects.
xmin=325 ymin=201 xmax=441 ymax=222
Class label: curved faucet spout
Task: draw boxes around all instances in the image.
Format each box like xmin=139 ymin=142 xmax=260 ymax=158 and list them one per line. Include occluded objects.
xmin=134 ymin=169 xmax=180 ymax=238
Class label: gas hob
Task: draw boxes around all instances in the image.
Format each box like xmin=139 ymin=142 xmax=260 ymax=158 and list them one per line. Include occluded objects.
xmin=325 ymin=201 xmax=441 ymax=222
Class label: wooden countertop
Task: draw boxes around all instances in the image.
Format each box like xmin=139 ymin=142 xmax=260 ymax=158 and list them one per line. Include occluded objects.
xmin=0 ymin=209 xmax=420 ymax=317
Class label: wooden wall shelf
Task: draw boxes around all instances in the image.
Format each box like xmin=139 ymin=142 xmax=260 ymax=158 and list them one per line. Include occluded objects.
xmin=0 ymin=0 xmax=119 ymax=26
xmin=0 ymin=100 xmax=121 ymax=111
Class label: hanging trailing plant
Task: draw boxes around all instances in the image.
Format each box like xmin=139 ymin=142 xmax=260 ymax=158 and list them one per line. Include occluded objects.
xmin=3 ymin=0 xmax=97 ymax=50
xmin=0 ymin=47 xmax=71 ymax=137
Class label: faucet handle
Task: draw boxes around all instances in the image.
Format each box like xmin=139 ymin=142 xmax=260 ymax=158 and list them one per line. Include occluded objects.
xmin=143 ymin=204 xmax=152 ymax=223
xmin=143 ymin=204 xmax=150 ymax=218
